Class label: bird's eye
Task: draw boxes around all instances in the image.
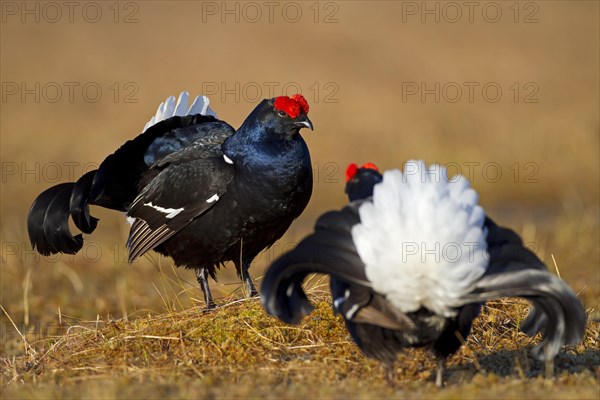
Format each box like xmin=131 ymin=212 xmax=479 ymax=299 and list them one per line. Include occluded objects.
xmin=277 ymin=110 xmax=287 ymax=117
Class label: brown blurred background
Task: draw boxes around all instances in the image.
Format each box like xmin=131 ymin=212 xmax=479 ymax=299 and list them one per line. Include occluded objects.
xmin=1 ymin=1 xmax=598 ymax=335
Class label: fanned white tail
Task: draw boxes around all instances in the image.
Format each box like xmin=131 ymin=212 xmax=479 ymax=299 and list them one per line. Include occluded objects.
xmin=351 ymin=160 xmax=488 ymax=317
xmin=143 ymin=92 xmax=217 ymax=132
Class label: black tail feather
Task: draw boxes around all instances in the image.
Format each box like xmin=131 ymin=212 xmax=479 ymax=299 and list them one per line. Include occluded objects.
xmin=42 ymin=184 xmax=84 ymax=254
xmin=28 ymin=171 xmax=100 ymax=256
xmin=70 ymin=170 xmax=99 ymax=233
xmin=28 ymin=184 xmax=67 ymax=255
xmin=461 ymin=242 xmax=586 ymax=360
xmin=260 ymin=260 xmax=323 ymax=324
xmin=28 ymin=183 xmax=80 ymax=255
xmin=261 ymin=204 xmax=370 ymax=324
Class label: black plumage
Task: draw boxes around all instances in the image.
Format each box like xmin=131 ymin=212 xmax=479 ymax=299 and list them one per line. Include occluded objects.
xmin=260 ymin=163 xmax=586 ymax=386
xmin=28 ymin=94 xmax=314 ymax=308
xmin=344 ymin=162 xmax=383 ymax=202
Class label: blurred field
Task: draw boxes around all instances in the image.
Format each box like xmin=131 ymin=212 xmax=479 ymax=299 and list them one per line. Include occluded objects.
xmin=1 ymin=1 xmax=598 ymax=398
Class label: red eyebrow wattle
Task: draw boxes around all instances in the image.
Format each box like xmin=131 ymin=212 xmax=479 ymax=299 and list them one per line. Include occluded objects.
xmin=361 ymin=163 xmax=380 ymax=172
xmin=345 ymin=163 xmax=359 ymax=183
xmin=274 ymin=94 xmax=309 ymax=119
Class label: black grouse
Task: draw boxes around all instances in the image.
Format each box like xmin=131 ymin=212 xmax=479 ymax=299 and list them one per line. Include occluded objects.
xmin=28 ymin=92 xmax=314 ymax=308
xmin=260 ymin=160 xmax=586 ymax=386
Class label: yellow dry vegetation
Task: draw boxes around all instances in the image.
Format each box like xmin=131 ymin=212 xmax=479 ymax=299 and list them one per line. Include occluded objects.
xmin=1 ymin=283 xmax=599 ymax=399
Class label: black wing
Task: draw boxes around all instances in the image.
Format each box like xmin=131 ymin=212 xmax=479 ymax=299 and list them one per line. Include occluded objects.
xmin=126 ymin=142 xmax=234 ymax=262
xmin=90 ymin=115 xmax=234 ymax=211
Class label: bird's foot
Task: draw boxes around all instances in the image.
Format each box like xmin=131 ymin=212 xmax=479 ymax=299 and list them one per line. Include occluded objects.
xmin=202 ymin=301 xmax=218 ymax=312
xmin=243 ymin=278 xmax=258 ymax=298
xmin=381 ymin=362 xmax=398 ymax=385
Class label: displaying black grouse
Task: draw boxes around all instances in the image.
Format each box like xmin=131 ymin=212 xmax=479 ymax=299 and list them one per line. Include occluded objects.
xmin=28 ymin=92 xmax=314 ymax=308
xmin=261 ymin=160 xmax=586 ymax=386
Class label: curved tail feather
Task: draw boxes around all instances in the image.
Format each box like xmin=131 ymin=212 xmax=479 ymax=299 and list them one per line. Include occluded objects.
xmin=28 ymin=183 xmax=82 ymax=255
xmin=261 ymin=204 xmax=370 ymax=324
xmin=69 ymin=170 xmax=99 ymax=233
xmin=27 ymin=171 xmax=100 ymax=256
xmin=461 ymin=242 xmax=586 ymax=360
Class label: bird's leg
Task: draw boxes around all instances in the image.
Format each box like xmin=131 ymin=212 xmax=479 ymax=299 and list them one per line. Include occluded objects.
xmin=241 ymin=260 xmax=258 ymax=298
xmin=544 ymin=358 xmax=554 ymax=382
xmin=435 ymin=356 xmax=445 ymax=388
xmin=238 ymin=239 xmax=258 ymax=298
xmin=384 ymin=363 xmax=396 ymax=386
xmin=195 ymin=267 xmax=216 ymax=310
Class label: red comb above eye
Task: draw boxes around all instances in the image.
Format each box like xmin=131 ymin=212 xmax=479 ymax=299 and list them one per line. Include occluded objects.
xmin=361 ymin=163 xmax=379 ymax=172
xmin=274 ymin=94 xmax=309 ymax=119
xmin=345 ymin=163 xmax=359 ymax=183
xmin=291 ymin=94 xmax=309 ymax=114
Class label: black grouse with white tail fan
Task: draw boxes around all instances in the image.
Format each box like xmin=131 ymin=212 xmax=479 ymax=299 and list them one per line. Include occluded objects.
xmin=260 ymin=161 xmax=586 ymax=386
xmin=28 ymin=92 xmax=314 ymax=308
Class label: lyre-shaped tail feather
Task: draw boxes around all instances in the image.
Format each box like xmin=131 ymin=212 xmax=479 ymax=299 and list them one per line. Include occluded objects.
xmin=28 ymin=170 xmax=101 ymax=256
xmin=461 ymin=241 xmax=586 ymax=360
xmin=69 ymin=170 xmax=99 ymax=234
xmin=28 ymin=183 xmax=83 ymax=255
xmin=261 ymin=203 xmax=370 ymax=324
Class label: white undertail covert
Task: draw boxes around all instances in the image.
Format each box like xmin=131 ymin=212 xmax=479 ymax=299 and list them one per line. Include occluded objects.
xmin=125 ymin=92 xmax=218 ymax=225
xmin=143 ymin=92 xmax=217 ymax=132
xmin=351 ymin=160 xmax=489 ymax=317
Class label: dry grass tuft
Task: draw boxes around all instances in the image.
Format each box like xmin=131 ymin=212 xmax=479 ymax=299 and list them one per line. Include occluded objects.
xmin=1 ymin=284 xmax=598 ymax=399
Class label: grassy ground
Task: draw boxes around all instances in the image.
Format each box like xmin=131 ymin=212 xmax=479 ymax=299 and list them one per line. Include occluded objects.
xmin=1 ymin=210 xmax=599 ymax=399
xmin=1 ymin=287 xmax=599 ymax=399
xmin=1 ymin=1 xmax=599 ymax=398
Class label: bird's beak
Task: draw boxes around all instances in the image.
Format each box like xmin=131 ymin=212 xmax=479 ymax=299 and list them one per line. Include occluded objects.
xmin=295 ymin=115 xmax=314 ymax=131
